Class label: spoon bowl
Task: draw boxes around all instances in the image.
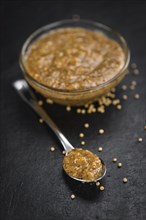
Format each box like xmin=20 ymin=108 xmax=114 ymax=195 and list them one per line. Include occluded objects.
xmin=64 ymin=157 xmax=106 ymax=183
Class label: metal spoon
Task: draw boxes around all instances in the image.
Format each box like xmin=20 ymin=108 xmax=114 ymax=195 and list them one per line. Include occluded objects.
xmin=12 ymin=79 xmax=106 ymax=183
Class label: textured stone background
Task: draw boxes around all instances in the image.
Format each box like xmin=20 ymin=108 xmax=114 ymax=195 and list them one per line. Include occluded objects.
xmin=0 ymin=1 xmax=145 ymax=220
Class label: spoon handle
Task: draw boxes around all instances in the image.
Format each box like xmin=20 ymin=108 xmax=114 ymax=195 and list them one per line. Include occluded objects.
xmin=12 ymin=79 xmax=74 ymax=153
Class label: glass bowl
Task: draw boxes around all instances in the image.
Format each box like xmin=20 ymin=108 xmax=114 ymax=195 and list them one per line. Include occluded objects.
xmin=19 ymin=19 xmax=130 ymax=106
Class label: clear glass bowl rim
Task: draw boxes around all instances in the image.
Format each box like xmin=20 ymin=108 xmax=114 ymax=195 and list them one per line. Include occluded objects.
xmin=20 ymin=19 xmax=130 ymax=94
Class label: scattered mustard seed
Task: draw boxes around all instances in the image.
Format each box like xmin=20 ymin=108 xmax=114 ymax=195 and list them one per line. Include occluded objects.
xmin=46 ymin=98 xmax=53 ymax=104
xmin=98 ymin=147 xmax=103 ymax=152
xmin=123 ymin=178 xmax=128 ymax=183
xmin=66 ymin=106 xmax=71 ymax=111
xmin=39 ymin=118 xmax=43 ymax=123
xmin=71 ymin=194 xmax=76 ymax=200
xmin=96 ymin=181 xmax=100 ymax=186
xmin=121 ymin=85 xmax=127 ymax=91
xmin=104 ymin=98 xmax=112 ymax=106
xmin=62 ymin=150 xmax=66 ymax=155
xmin=118 ymin=163 xmax=122 ymax=168
xmin=87 ymin=104 xmax=94 ymax=114
xmin=38 ymin=100 xmax=43 ymax=106
xmin=134 ymin=94 xmax=140 ymax=99
xmin=92 ymin=108 xmax=96 ymax=113
xmin=100 ymin=186 xmax=105 ymax=191
xmin=111 ymin=88 xmax=116 ymax=92
xmin=130 ymin=85 xmax=136 ymax=90
xmin=81 ymin=109 xmax=86 ymax=114
xmin=79 ymin=133 xmax=84 ymax=138
xmin=138 ymin=137 xmax=143 ymax=143
xmin=113 ymin=158 xmax=117 ymax=163
xmin=117 ymin=104 xmax=122 ymax=110
xmin=123 ymin=95 xmax=128 ymax=100
xmin=76 ymin=108 xmax=81 ymax=113
xmin=97 ymin=106 xmax=105 ymax=113
xmin=50 ymin=147 xmax=55 ymax=152
xmin=133 ymin=69 xmax=139 ymax=75
xmin=84 ymin=123 xmax=89 ymax=128
xmin=107 ymin=92 xmax=115 ymax=99
xmin=84 ymin=104 xmax=89 ymax=108
xmin=131 ymin=80 xmax=137 ymax=86
xmin=81 ymin=141 xmax=85 ymax=145
xmin=112 ymin=99 xmax=120 ymax=105
xmin=98 ymin=129 xmax=104 ymax=134
xmin=87 ymin=109 xmax=92 ymax=114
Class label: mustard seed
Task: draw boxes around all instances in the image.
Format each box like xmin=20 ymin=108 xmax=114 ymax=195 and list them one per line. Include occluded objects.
xmin=133 ymin=69 xmax=139 ymax=75
xmin=112 ymin=99 xmax=120 ymax=105
xmin=104 ymin=98 xmax=112 ymax=106
xmin=113 ymin=158 xmax=117 ymax=163
xmin=111 ymin=88 xmax=116 ymax=92
xmin=87 ymin=109 xmax=92 ymax=114
xmin=117 ymin=104 xmax=122 ymax=110
xmin=98 ymin=129 xmax=104 ymax=134
xmin=81 ymin=141 xmax=85 ymax=145
xmin=92 ymin=108 xmax=96 ymax=113
xmin=84 ymin=104 xmax=89 ymax=108
xmin=39 ymin=118 xmax=43 ymax=123
xmin=97 ymin=106 xmax=105 ymax=113
xmin=138 ymin=137 xmax=143 ymax=143
xmin=96 ymin=181 xmax=100 ymax=186
xmin=123 ymin=178 xmax=128 ymax=183
xmin=62 ymin=150 xmax=66 ymax=155
xmin=122 ymin=95 xmax=128 ymax=100
xmin=79 ymin=133 xmax=84 ymax=138
xmin=38 ymin=100 xmax=43 ymax=106
xmin=76 ymin=108 xmax=81 ymax=113
xmin=66 ymin=106 xmax=71 ymax=112
xmin=66 ymin=106 xmax=71 ymax=111
xmin=100 ymin=186 xmax=105 ymax=191
xmin=46 ymin=98 xmax=53 ymax=104
xmin=130 ymin=85 xmax=135 ymax=90
xmin=107 ymin=92 xmax=115 ymax=98
xmin=71 ymin=194 xmax=76 ymax=200
xmin=84 ymin=123 xmax=89 ymax=128
xmin=131 ymin=80 xmax=137 ymax=86
xmin=81 ymin=109 xmax=86 ymax=114
xmin=121 ymin=85 xmax=127 ymax=91
xmin=50 ymin=147 xmax=55 ymax=152
xmin=118 ymin=163 xmax=122 ymax=168
xmin=98 ymin=147 xmax=103 ymax=152
xmin=134 ymin=94 xmax=140 ymax=99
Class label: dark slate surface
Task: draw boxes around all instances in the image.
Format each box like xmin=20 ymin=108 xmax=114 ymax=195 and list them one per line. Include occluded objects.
xmin=0 ymin=1 xmax=145 ymax=220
